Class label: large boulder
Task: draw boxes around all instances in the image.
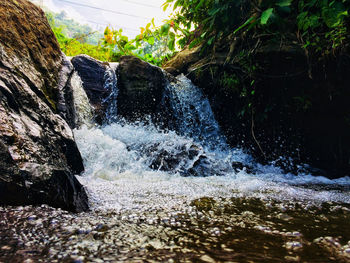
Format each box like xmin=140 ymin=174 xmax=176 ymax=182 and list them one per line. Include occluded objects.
xmin=71 ymin=55 xmax=111 ymax=124
xmin=0 ymin=0 xmax=88 ymax=211
xmin=118 ymin=56 xmax=166 ymax=120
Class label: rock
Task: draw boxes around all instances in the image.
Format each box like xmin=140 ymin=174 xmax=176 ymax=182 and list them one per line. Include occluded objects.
xmin=71 ymin=55 xmax=110 ymax=123
xmin=118 ymin=56 xmax=166 ymax=120
xmin=231 ymin=162 xmax=255 ymax=174
xmin=0 ymin=0 xmax=88 ymax=212
xmin=163 ymin=45 xmax=202 ymax=76
xmin=149 ymin=144 xmax=204 ymax=174
xmin=0 ymin=0 xmax=62 ymax=110
xmin=57 ymin=55 xmax=76 ymax=128
xmin=70 ymin=55 xmax=167 ymax=123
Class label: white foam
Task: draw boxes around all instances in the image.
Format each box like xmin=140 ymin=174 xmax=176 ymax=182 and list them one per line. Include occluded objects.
xmin=74 ymin=124 xmax=350 ymax=212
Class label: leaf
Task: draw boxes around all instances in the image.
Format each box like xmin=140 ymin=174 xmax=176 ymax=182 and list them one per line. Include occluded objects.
xmin=169 ymin=32 xmax=176 ymax=40
xmin=125 ymin=43 xmax=136 ymax=51
xmin=260 ymin=8 xmax=274 ymax=25
xmin=276 ymin=0 xmax=292 ymax=7
xmin=234 ymin=16 xmax=255 ymax=34
xmin=189 ymin=38 xmax=200 ymax=49
xmin=195 ymin=0 xmax=206 ymax=11
xmin=173 ymin=0 xmax=181 ymax=10
xmin=297 ymin=11 xmax=308 ymax=29
xmin=322 ymin=2 xmax=346 ymax=28
xmin=167 ymin=38 xmax=175 ymax=51
xmin=207 ymin=36 xmax=215 ymax=45
xmin=160 ymin=24 xmax=170 ymax=36
xmin=147 ymin=36 xmax=155 ymax=45
xmin=208 ymin=7 xmax=221 ymax=16
xmin=163 ymin=3 xmax=169 ymax=11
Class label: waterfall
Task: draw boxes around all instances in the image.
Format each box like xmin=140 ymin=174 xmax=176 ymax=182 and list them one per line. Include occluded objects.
xmin=70 ymin=71 xmax=94 ymax=126
xmin=72 ymin=70 xmax=350 ymax=212
xmin=103 ymin=63 xmax=119 ymax=124
xmin=165 ymin=74 xmax=227 ymax=150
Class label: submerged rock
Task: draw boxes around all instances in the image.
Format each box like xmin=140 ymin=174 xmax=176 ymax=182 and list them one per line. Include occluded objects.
xmin=0 ymin=0 xmax=88 ymax=212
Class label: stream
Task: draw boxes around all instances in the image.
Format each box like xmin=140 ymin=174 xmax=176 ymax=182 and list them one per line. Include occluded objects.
xmin=1 ymin=70 xmax=350 ymax=262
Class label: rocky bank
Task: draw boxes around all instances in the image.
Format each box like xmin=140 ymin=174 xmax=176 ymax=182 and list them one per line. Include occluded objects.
xmin=0 ymin=0 xmax=88 ymax=211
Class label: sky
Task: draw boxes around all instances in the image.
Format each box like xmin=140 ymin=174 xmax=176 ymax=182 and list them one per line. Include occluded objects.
xmin=33 ymin=0 xmax=173 ymax=38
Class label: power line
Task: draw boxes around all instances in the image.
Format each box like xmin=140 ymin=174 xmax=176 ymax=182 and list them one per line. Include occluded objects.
xmin=115 ymin=0 xmax=159 ymax=9
xmin=86 ymin=20 xmax=140 ymax=32
xmin=56 ymin=0 xmax=153 ymax=20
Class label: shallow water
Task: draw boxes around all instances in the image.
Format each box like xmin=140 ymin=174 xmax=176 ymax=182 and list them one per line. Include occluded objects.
xmin=2 ymin=73 xmax=350 ymax=262
xmin=1 ymin=198 xmax=350 ymax=262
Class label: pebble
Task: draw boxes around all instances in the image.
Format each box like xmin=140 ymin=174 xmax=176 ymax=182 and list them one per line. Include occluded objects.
xmin=199 ymin=255 xmax=216 ymax=263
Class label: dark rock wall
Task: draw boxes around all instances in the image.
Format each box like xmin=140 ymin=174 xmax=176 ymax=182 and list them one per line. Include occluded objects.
xmin=0 ymin=0 xmax=88 ymax=211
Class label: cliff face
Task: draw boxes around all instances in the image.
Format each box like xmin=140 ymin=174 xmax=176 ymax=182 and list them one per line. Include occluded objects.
xmin=0 ymin=0 xmax=88 ymax=212
xmin=164 ymin=36 xmax=350 ymax=178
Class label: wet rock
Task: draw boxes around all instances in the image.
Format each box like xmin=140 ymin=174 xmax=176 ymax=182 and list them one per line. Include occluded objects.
xmin=146 ymin=142 xmax=210 ymax=176
xmin=57 ymin=55 xmax=76 ymax=128
xmin=118 ymin=56 xmax=166 ymax=120
xmin=163 ymin=45 xmax=201 ymax=76
xmin=148 ymin=144 xmax=192 ymax=169
xmin=71 ymin=55 xmax=110 ymax=123
xmin=231 ymin=161 xmax=255 ymax=174
xmin=0 ymin=0 xmax=88 ymax=212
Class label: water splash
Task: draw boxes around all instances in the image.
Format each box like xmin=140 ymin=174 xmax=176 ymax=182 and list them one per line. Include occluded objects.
xmin=74 ymin=124 xmax=350 ymax=212
xmin=165 ymin=74 xmax=227 ymax=150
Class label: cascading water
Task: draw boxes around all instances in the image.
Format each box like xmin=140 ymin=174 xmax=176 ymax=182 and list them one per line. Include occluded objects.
xmin=72 ymin=70 xmax=350 ymax=212
xmin=103 ymin=63 xmax=119 ymax=123
xmin=165 ymin=74 xmax=227 ymax=149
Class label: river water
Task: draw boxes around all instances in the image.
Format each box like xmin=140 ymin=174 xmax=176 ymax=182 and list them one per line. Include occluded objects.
xmin=1 ymin=71 xmax=350 ymax=262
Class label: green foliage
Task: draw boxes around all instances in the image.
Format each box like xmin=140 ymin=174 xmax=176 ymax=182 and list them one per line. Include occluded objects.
xmin=163 ymin=0 xmax=250 ymax=50
xmin=45 ymin=10 xmax=102 ymax=45
xmin=163 ymin=0 xmax=349 ymax=57
xmin=296 ymin=0 xmax=349 ymax=56
xmin=261 ymin=8 xmax=274 ymax=25
xmin=49 ymin=18 xmax=113 ymax=61
xmin=102 ymin=24 xmax=175 ymax=66
xmin=219 ymin=72 xmax=240 ymax=92
xmin=47 ymin=10 xmax=176 ymax=64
